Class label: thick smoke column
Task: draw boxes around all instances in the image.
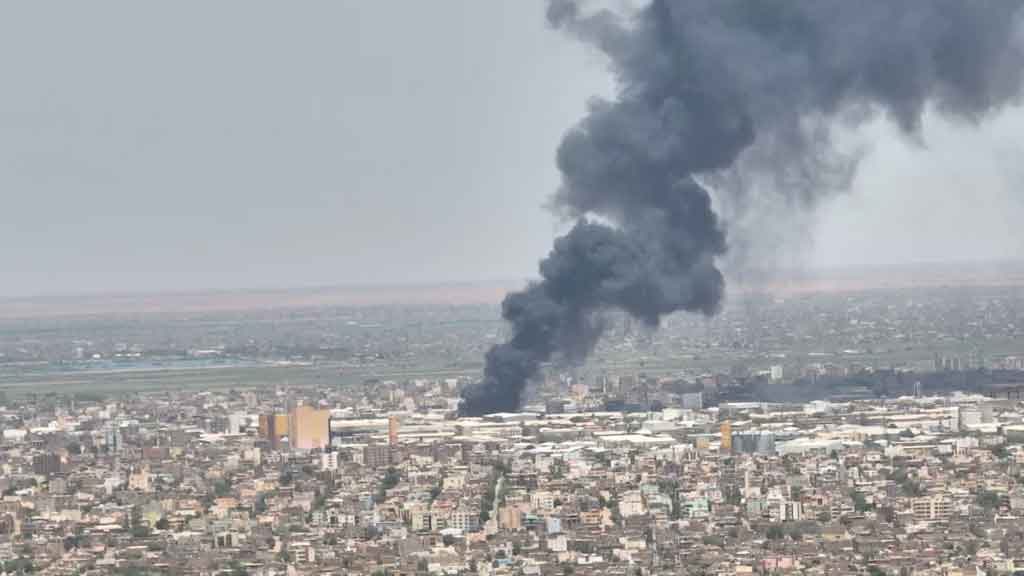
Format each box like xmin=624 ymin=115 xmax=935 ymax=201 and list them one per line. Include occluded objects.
xmin=459 ymin=0 xmax=1024 ymax=416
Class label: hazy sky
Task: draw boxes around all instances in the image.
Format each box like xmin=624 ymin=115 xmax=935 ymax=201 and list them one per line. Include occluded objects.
xmin=2 ymin=1 xmax=1023 ymax=298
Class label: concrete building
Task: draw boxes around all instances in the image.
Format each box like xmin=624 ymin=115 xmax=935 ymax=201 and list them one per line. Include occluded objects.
xmin=32 ymin=453 xmax=62 ymax=477
xmin=409 ymin=506 xmax=432 ymax=532
xmin=321 ymin=451 xmax=339 ymax=472
xmin=227 ymin=413 xmax=244 ymax=435
xmin=912 ymin=497 xmax=953 ymax=522
xmin=732 ymin=431 xmax=776 ymax=455
xmin=364 ymin=444 xmax=392 ymax=469
xmin=498 ymin=506 xmax=522 ymax=531
xmin=128 ymin=466 xmax=151 ymax=492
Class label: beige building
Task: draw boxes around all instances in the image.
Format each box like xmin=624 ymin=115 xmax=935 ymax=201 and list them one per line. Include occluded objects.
xmin=498 ymin=505 xmax=522 ymax=531
xmin=912 ymin=496 xmax=953 ymax=522
xmin=388 ymin=415 xmax=400 ymax=445
xmin=289 ymin=405 xmax=330 ymax=450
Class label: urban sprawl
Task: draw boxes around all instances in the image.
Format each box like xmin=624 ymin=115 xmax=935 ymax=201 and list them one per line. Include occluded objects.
xmin=3 ymin=286 xmax=1024 ymax=575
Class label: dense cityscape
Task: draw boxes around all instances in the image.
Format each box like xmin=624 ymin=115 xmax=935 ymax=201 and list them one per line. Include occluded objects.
xmin=4 ymin=285 xmax=1024 ymax=574
xmin=6 ymin=0 xmax=1024 ymax=574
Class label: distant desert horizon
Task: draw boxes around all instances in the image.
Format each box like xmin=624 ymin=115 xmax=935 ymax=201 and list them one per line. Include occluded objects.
xmin=4 ymin=259 xmax=1024 ymax=320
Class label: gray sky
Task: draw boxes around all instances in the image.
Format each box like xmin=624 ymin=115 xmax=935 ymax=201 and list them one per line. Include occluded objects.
xmin=2 ymin=1 xmax=1023 ymax=298
xmin=810 ymin=108 xmax=1024 ymax=269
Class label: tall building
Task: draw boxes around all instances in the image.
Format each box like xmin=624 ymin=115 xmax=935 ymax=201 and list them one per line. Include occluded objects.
xmin=32 ymin=453 xmax=62 ymax=477
xmin=720 ymin=421 xmax=732 ymax=452
xmin=258 ymin=413 xmax=290 ymax=449
xmin=128 ymin=465 xmax=151 ymax=492
xmin=289 ymin=405 xmax=330 ymax=450
xmin=388 ymin=415 xmax=400 ymax=446
xmin=227 ymin=413 xmax=244 ymax=435
xmin=364 ymin=444 xmax=391 ymax=468
xmin=104 ymin=422 xmax=123 ymax=453
xmin=732 ymin=431 xmax=776 ymax=455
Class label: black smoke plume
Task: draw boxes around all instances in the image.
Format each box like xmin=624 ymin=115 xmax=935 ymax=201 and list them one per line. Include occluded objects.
xmin=459 ymin=0 xmax=1024 ymax=416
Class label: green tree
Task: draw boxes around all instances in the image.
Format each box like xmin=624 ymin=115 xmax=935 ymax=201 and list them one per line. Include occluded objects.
xmin=608 ymin=498 xmax=622 ymax=526
xmin=381 ymin=467 xmax=401 ymax=490
xmin=964 ymin=540 xmax=979 ymax=556
xmin=851 ymin=491 xmax=872 ymax=512
xmin=702 ymin=535 xmax=724 ymax=546
xmin=888 ymin=468 xmax=908 ymax=483
xmin=900 ymin=480 xmax=924 ymax=497
xmin=376 ymin=467 xmax=401 ymax=502
xmin=720 ymin=486 xmax=742 ymax=505
xmin=253 ymin=494 xmax=268 ymax=516
xmin=213 ymin=478 xmax=232 ymax=497
xmin=977 ymin=489 xmax=1001 ymax=511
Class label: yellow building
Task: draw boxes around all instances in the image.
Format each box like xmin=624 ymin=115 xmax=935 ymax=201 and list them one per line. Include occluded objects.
xmin=720 ymin=421 xmax=732 ymax=452
xmin=289 ymin=405 xmax=330 ymax=450
xmin=258 ymin=413 xmax=290 ymax=449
